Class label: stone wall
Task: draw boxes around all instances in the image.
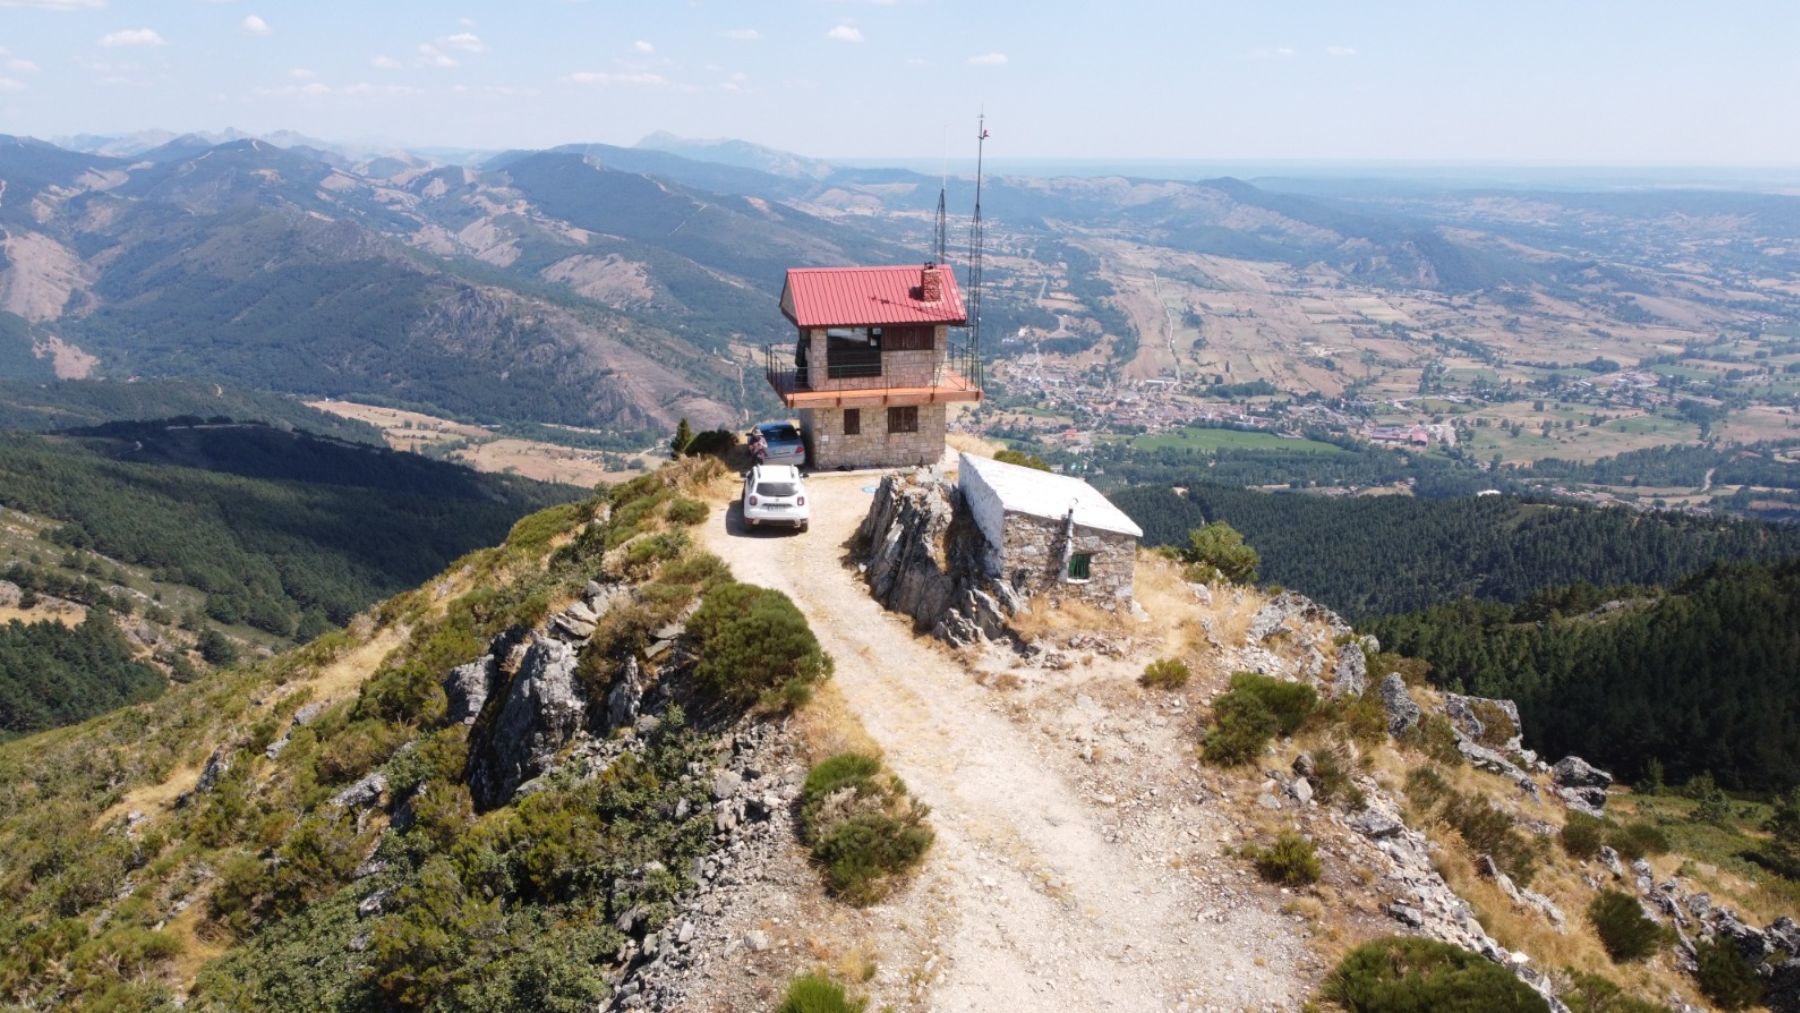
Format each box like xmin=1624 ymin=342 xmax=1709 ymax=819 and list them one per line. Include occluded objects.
xmin=801 ymin=402 xmax=946 ymax=470
xmin=801 ymin=325 xmax=948 ymax=392
xmin=993 ymin=511 xmax=1137 ymax=605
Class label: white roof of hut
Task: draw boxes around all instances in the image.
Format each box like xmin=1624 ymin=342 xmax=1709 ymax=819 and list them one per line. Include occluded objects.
xmin=958 ymin=452 xmax=1144 ymax=538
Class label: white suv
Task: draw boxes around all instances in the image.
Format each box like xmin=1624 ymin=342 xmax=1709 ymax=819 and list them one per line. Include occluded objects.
xmin=742 ymin=464 xmax=810 ymax=531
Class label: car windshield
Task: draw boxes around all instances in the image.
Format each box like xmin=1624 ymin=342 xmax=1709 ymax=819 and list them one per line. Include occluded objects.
xmin=755 ymin=482 xmax=798 ymax=498
xmin=762 ymin=426 xmax=800 ymax=441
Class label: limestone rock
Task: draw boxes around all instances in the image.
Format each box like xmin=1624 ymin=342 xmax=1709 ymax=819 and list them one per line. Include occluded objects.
xmin=605 ymin=655 xmax=645 ymax=731
xmin=859 ymin=472 xmax=1019 ymax=647
xmin=1552 ymin=756 xmax=1614 ymax=790
xmin=1442 ymin=692 xmax=1523 ymax=751
xmin=1332 ymin=641 xmax=1368 ymax=699
xmin=1249 ymin=591 xmax=1351 ymax=643
xmin=467 ymin=635 xmax=587 ymax=810
xmin=331 ymin=770 xmax=388 ymax=809
xmin=1379 ymin=673 xmax=1421 ymax=737
xmin=444 ymin=655 xmax=498 ymax=725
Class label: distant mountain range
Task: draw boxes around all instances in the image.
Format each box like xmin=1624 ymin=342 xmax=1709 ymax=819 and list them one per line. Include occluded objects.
xmin=8 ymin=129 xmax=1797 ymax=437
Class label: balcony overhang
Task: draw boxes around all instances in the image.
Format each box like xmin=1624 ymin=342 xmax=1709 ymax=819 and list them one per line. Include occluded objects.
xmin=765 ymin=368 xmax=983 ymax=409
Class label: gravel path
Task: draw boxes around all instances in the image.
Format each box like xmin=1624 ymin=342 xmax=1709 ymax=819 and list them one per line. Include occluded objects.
xmin=702 ymin=469 xmax=1306 ymax=1011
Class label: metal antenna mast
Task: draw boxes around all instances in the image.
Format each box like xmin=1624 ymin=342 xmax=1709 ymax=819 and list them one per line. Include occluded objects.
xmin=964 ymin=113 xmax=989 ymax=390
xmin=934 ymin=129 xmax=950 ymax=266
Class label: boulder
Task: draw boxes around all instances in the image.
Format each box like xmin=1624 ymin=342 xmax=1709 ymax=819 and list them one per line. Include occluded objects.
xmin=1380 ymin=673 xmax=1421 ymax=737
xmin=1332 ymin=641 xmax=1368 ymax=699
xmin=1442 ymin=693 xmax=1523 ymax=751
xmin=1249 ymin=591 xmax=1352 ymax=643
xmin=467 ymin=635 xmax=587 ymax=810
xmin=605 ymin=655 xmax=645 ymax=731
xmin=859 ymin=473 xmax=1020 ymax=647
xmin=444 ymin=656 xmax=498 ymax=725
xmin=0 ymin=579 xmax=19 ymax=608
xmin=1552 ymin=756 xmax=1614 ymax=790
xmin=332 ymin=771 xmax=388 ymax=809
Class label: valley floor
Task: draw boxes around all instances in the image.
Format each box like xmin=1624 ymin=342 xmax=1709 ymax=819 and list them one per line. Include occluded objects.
xmin=701 ymin=467 xmax=1315 ymax=1011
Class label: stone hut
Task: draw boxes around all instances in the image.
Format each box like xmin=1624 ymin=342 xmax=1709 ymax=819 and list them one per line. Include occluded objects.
xmin=957 ymin=453 xmax=1142 ymax=604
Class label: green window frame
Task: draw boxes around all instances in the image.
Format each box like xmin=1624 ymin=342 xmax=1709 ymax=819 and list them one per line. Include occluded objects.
xmin=1067 ymin=552 xmax=1092 ymax=581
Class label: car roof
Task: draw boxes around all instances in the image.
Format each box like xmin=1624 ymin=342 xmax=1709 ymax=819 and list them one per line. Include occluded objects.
xmin=756 ymin=421 xmax=799 ymax=433
xmin=751 ymin=464 xmax=802 ymax=481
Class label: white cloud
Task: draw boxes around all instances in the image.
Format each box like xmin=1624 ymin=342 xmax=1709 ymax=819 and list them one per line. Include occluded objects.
xmin=441 ymin=31 xmax=485 ymax=53
xmin=0 ymin=0 xmax=105 ymax=9
xmin=288 ymin=67 xmax=314 ymax=79
xmin=241 ymin=15 xmax=271 ymax=36
xmin=99 ymin=27 xmax=166 ymax=48
xmin=565 ymin=70 xmax=665 ymax=86
xmin=415 ymin=42 xmax=456 ymax=68
xmin=1247 ymin=45 xmax=1295 ymax=60
xmin=0 ymin=76 xmax=24 ymax=92
xmin=826 ymin=25 xmax=863 ymax=43
xmin=1326 ymin=45 xmax=1356 ymax=57
xmin=723 ymin=28 xmax=760 ymax=41
xmin=966 ymin=52 xmax=1006 ymax=66
xmin=6 ymin=58 xmax=40 ymax=74
xmin=370 ymin=54 xmax=402 ymax=70
xmin=342 ymin=81 xmax=424 ymax=97
xmin=633 ymin=39 xmax=655 ymax=53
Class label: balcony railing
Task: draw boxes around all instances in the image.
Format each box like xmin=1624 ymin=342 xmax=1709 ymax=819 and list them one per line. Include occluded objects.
xmin=765 ymin=344 xmax=980 ymax=407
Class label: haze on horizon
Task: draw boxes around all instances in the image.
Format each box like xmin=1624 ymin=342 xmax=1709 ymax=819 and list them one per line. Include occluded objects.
xmin=2 ymin=0 xmax=1797 ymax=167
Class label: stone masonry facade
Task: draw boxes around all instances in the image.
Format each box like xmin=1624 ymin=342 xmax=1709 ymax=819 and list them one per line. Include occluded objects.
xmin=799 ymin=325 xmax=949 ymax=393
xmin=801 ymin=403 xmax=947 ymax=470
xmin=991 ymin=510 xmax=1137 ymax=606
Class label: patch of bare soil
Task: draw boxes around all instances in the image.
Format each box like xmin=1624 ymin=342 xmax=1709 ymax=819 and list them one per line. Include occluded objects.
xmin=0 ymin=230 xmax=89 ymax=322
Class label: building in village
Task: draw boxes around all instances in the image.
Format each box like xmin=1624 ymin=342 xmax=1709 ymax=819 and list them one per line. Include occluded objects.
xmin=957 ymin=452 xmax=1142 ymax=604
xmin=766 ymin=263 xmax=981 ymax=470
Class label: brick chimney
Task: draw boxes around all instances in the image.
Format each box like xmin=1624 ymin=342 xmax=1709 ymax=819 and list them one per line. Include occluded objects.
xmin=920 ymin=262 xmax=942 ymax=303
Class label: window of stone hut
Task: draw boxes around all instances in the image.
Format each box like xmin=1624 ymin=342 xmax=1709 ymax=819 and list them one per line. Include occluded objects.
xmin=887 ymin=406 xmax=918 ymax=433
xmin=1067 ymin=552 xmax=1092 ymax=581
xmin=843 ymin=408 xmax=861 ymax=435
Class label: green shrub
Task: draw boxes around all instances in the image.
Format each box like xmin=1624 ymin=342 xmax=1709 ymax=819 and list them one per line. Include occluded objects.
xmin=1558 ymin=969 xmax=1674 ymax=1013
xmin=1560 ymin=812 xmax=1607 ymax=860
xmin=1401 ymin=713 xmax=1464 ymax=767
xmin=1407 ymin=767 xmax=1542 ymax=887
xmin=1606 ymin=821 xmax=1669 ymax=862
xmin=1318 ymin=936 xmax=1549 ymax=1012
xmin=1691 ymin=937 xmax=1765 ymax=1010
xmin=623 ymin=531 xmax=689 ymax=577
xmin=683 ymin=429 xmax=736 ymax=458
xmin=666 ymin=497 xmax=709 ymax=526
xmin=779 ymin=973 xmax=867 ymax=1013
xmin=1179 ymin=521 xmax=1260 ymax=584
xmin=690 ymin=582 xmax=833 ymax=709
xmin=1587 ymin=890 xmax=1667 ymax=963
xmin=1204 ymin=690 xmax=1280 ymax=765
xmin=1469 ymin=699 xmax=1517 ymax=746
xmin=800 ymin=753 xmax=932 ymax=906
xmin=1233 ymin=672 xmax=1317 ymax=734
xmin=1140 ymin=657 xmax=1190 ymax=690
xmin=1248 ymin=831 xmax=1322 ymax=886
xmin=1333 ymin=690 xmax=1390 ymax=744
xmin=1307 ymin=745 xmax=1360 ymax=807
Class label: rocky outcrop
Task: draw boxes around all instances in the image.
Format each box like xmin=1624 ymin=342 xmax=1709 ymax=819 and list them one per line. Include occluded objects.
xmin=858 ymin=470 xmax=1022 ymax=647
xmin=1551 ymin=756 xmax=1612 ymax=812
xmin=1442 ymin=693 xmax=1523 ymax=753
xmin=444 ymin=656 xmax=498 ymax=725
xmin=1249 ymin=591 xmax=1352 ymax=644
xmin=467 ymin=635 xmax=586 ymax=810
xmin=1331 ymin=640 xmax=1368 ymax=699
xmin=1379 ymin=673 xmax=1421 ymax=737
xmin=1343 ymin=785 xmax=1570 ymax=1013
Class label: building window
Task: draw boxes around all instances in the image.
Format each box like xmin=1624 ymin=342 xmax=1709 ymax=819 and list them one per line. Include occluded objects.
xmin=825 ymin=327 xmax=883 ymax=379
xmin=843 ymin=408 xmax=861 ymax=435
xmin=884 ymin=326 xmax=934 ymax=351
xmin=1067 ymin=553 xmax=1092 ymax=581
xmin=887 ymin=406 xmax=918 ymax=434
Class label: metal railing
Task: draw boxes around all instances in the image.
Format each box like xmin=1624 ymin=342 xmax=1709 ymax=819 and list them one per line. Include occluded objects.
xmin=764 ymin=343 xmax=982 ymax=399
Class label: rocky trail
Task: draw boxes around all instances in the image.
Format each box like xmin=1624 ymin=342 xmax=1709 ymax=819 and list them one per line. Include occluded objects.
xmin=702 ymin=469 xmax=1307 ymax=1012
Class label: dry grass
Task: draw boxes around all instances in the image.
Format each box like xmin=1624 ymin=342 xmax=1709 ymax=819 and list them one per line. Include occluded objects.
xmin=161 ymin=892 xmax=231 ymax=991
xmin=1010 ymin=593 xmax=1134 ymax=642
xmin=0 ymin=604 xmax=85 ymax=626
xmin=793 ymin=679 xmax=883 ymax=764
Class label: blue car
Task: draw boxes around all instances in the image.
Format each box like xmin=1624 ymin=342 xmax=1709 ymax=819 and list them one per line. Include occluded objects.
xmin=750 ymin=421 xmax=806 ymax=468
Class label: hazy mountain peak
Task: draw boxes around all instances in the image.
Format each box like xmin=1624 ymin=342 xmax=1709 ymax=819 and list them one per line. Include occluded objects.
xmin=635 ymin=130 xmax=835 ymax=181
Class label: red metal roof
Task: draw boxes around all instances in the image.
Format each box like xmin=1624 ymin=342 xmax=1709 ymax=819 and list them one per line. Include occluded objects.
xmin=780 ymin=264 xmax=967 ymax=328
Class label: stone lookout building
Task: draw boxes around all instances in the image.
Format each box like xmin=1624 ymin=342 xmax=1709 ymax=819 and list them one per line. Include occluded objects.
xmin=958 ymin=452 xmax=1143 ymax=604
xmin=766 ymin=263 xmax=981 ymax=470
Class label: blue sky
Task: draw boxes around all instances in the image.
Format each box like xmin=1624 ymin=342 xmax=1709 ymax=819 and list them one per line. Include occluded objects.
xmin=1 ymin=0 xmax=1795 ymax=164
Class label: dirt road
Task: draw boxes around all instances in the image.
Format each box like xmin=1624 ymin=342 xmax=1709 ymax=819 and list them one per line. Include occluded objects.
xmin=702 ymin=470 xmax=1302 ymax=1011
